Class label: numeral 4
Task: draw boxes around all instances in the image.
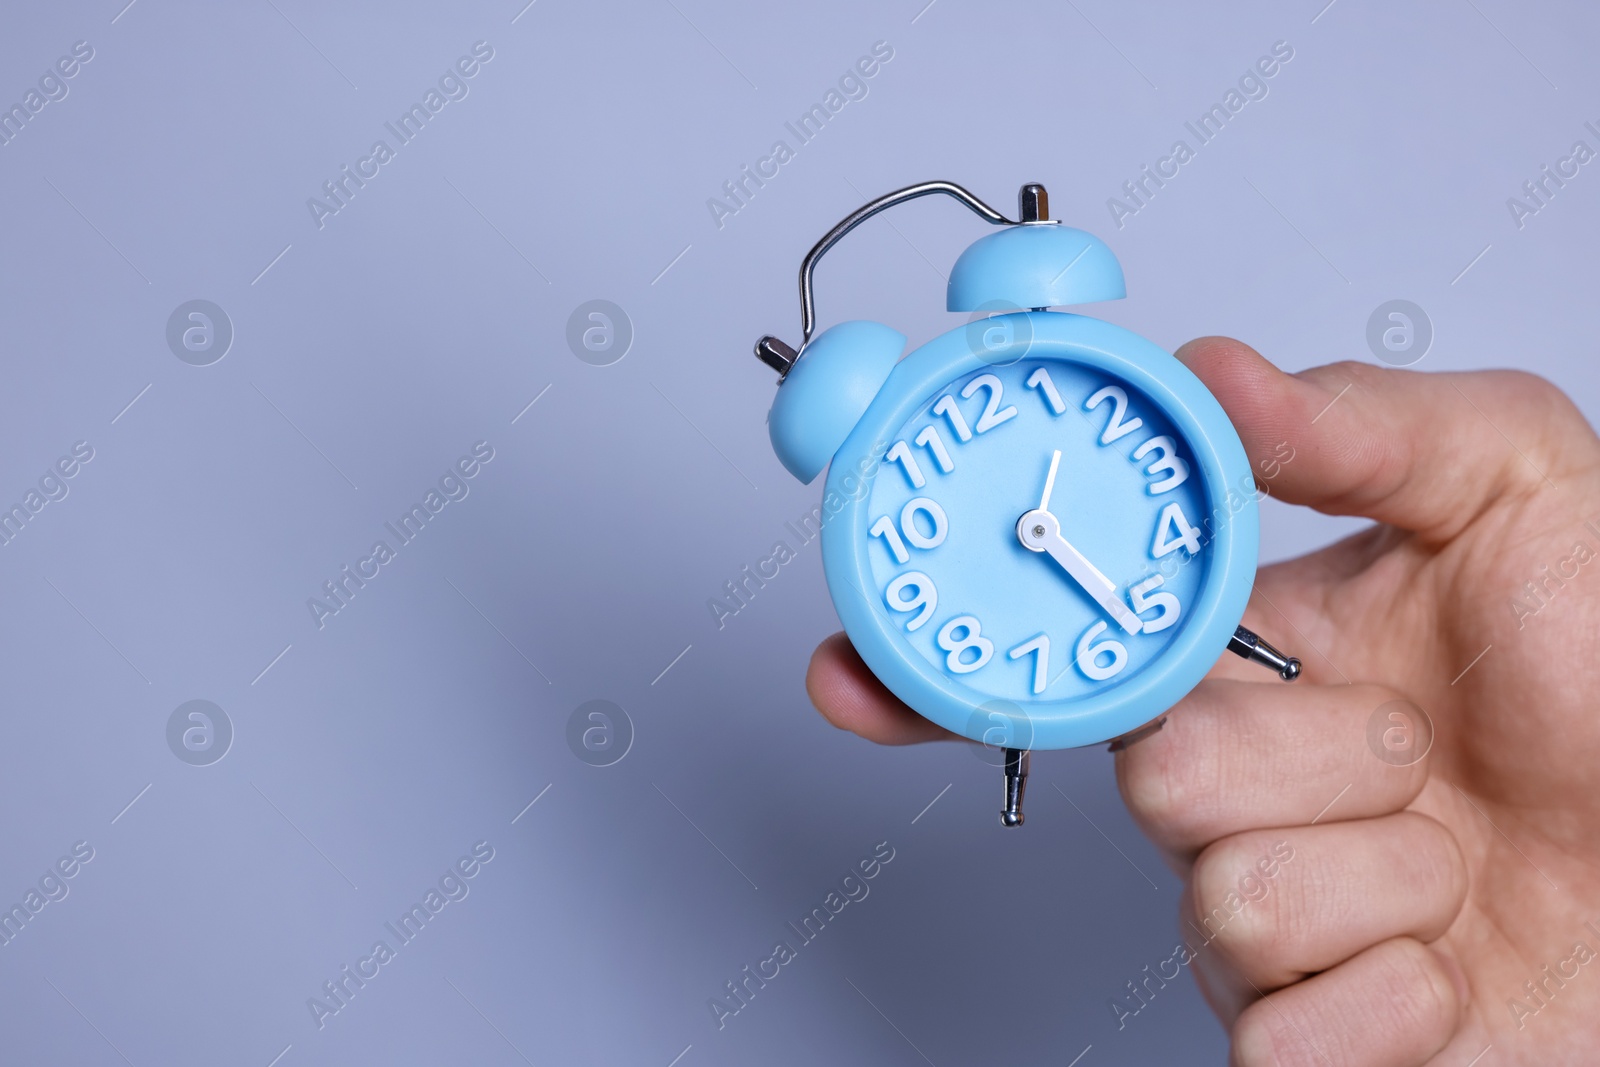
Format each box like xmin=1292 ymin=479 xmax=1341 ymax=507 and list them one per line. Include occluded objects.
xmin=1152 ymin=502 xmax=1202 ymax=559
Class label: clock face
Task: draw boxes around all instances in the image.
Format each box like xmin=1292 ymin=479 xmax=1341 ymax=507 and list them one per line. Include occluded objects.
xmin=861 ymin=356 xmax=1213 ymax=714
xmin=819 ymin=313 xmax=1258 ymax=749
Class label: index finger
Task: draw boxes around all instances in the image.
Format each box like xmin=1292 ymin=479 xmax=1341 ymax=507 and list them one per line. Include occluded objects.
xmin=806 ymin=632 xmax=955 ymax=745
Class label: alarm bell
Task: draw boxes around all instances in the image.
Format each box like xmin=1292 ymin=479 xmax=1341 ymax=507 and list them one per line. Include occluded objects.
xmin=945 ymin=218 xmax=1126 ymax=312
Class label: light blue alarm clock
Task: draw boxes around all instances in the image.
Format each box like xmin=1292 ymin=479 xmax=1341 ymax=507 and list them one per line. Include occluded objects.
xmin=754 ymin=182 xmax=1298 ymax=826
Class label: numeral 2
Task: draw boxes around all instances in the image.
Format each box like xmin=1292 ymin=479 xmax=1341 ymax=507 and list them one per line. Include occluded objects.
xmin=1085 ymin=385 xmax=1144 ymax=444
xmin=960 ymin=374 xmax=1018 ymax=433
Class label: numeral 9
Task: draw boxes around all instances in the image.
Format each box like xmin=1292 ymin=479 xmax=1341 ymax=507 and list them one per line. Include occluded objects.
xmin=885 ymin=572 xmax=937 ymax=631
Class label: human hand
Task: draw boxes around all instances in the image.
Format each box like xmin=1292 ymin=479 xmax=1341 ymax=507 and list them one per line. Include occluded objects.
xmin=806 ymin=336 xmax=1600 ymax=1065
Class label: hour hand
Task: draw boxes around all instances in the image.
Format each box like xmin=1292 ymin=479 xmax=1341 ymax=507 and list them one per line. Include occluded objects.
xmin=1016 ymin=508 xmax=1143 ymax=636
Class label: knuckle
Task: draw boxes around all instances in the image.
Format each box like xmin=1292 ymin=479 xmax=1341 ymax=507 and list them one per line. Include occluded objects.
xmin=1115 ymin=735 xmax=1184 ymax=828
xmin=1391 ymin=813 xmax=1469 ymax=928
xmin=1318 ymin=358 xmax=1384 ymax=387
xmin=1114 ymin=700 xmax=1222 ymax=846
xmin=1231 ymin=1002 xmax=1321 ymax=1067
xmin=1370 ymin=938 xmax=1460 ymax=1037
xmin=1485 ymin=369 xmax=1596 ymax=478
xmin=1230 ymin=940 xmax=1461 ymax=1067
xmin=1300 ymin=360 xmax=1391 ymax=413
xmin=1187 ymin=835 xmax=1292 ymax=969
xmin=1489 ymin=367 xmax=1564 ymax=407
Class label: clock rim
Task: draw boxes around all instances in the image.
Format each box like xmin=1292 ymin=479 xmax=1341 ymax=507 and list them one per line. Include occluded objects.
xmin=819 ymin=311 xmax=1258 ymax=750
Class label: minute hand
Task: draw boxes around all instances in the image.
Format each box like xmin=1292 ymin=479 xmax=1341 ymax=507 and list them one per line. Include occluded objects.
xmin=1016 ymin=509 xmax=1143 ymax=636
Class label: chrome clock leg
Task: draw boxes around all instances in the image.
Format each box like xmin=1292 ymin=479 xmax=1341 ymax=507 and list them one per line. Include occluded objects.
xmin=1228 ymin=625 xmax=1302 ymax=681
xmin=1001 ymin=747 xmax=1030 ymax=828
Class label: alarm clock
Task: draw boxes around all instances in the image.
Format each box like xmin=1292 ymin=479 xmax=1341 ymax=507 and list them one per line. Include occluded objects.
xmin=754 ymin=182 xmax=1298 ymax=826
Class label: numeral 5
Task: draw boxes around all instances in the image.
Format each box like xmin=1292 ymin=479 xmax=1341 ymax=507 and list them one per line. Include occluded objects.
xmin=1128 ymin=575 xmax=1181 ymax=634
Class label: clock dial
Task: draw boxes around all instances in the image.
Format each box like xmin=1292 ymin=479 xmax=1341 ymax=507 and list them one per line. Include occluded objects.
xmin=862 ymin=358 xmax=1216 ymax=706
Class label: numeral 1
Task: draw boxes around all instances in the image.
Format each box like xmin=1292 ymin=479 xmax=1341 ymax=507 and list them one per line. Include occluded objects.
xmin=869 ymin=516 xmax=909 ymax=564
xmin=1026 ymin=367 xmax=1066 ymax=415
xmin=962 ymin=374 xmax=1018 ymax=433
xmin=914 ymin=425 xmax=955 ymax=473
xmin=1007 ymin=633 xmax=1050 ymax=694
xmin=885 ymin=440 xmax=926 ymax=489
xmin=931 ymin=395 xmax=973 ymax=442
xmin=870 ymin=498 xmax=948 ymax=564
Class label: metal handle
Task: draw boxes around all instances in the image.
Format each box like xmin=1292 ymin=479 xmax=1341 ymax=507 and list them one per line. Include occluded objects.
xmin=755 ymin=181 xmax=1027 ymax=377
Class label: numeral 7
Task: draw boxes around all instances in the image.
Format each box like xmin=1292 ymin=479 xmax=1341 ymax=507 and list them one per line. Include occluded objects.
xmin=1007 ymin=633 xmax=1050 ymax=694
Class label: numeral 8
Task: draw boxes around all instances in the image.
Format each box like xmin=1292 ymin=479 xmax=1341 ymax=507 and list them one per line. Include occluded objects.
xmin=936 ymin=615 xmax=994 ymax=674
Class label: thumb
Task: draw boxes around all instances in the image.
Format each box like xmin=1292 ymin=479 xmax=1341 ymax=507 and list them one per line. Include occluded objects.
xmin=1175 ymin=337 xmax=1583 ymax=542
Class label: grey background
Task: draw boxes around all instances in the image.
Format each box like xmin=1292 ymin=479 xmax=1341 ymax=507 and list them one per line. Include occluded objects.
xmin=0 ymin=0 xmax=1593 ymax=1064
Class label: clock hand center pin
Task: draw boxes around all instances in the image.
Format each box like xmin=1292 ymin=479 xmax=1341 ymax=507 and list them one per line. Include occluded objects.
xmin=1016 ymin=507 xmax=1144 ymax=636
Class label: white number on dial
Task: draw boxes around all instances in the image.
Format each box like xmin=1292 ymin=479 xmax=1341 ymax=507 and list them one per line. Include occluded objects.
xmin=1132 ymin=435 xmax=1191 ymax=494
xmin=961 ymin=374 xmax=1019 ymax=433
xmin=1152 ymin=502 xmax=1203 ymax=558
xmin=869 ymin=516 xmax=910 ymax=564
xmin=914 ymin=425 xmax=955 ymax=473
xmin=936 ymin=615 xmax=994 ymax=674
xmin=885 ymin=572 xmax=937 ymax=631
xmin=1129 ymin=574 xmax=1181 ymax=633
xmin=885 ymin=440 xmax=926 ymax=489
xmin=869 ymin=498 xmax=948 ymax=563
xmin=900 ymin=498 xmax=948 ymax=550
xmin=931 ymin=395 xmax=973 ymax=442
xmin=1026 ymin=367 xmax=1066 ymax=415
xmin=1007 ymin=633 xmax=1050 ymax=694
xmin=1075 ymin=621 xmax=1128 ymax=681
xmin=1085 ymin=385 xmax=1144 ymax=445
